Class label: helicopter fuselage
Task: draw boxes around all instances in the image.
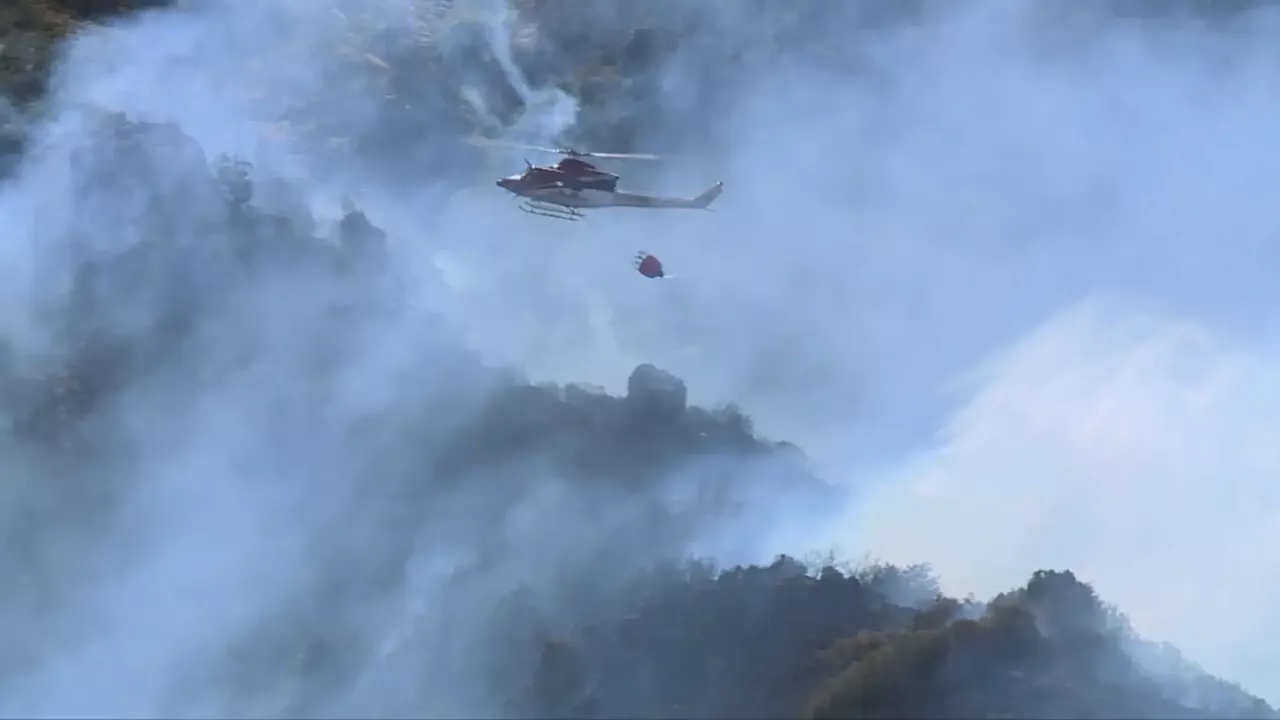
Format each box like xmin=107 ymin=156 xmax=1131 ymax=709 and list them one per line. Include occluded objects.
xmin=516 ymin=186 xmax=620 ymax=208
xmin=493 ymin=153 xmax=723 ymax=220
xmin=474 ymin=135 xmax=721 ymax=227
xmin=496 ymin=157 xmax=620 ymax=195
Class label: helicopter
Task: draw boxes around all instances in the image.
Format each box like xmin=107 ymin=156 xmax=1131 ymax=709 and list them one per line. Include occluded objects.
xmin=467 ymin=137 xmax=723 ymax=221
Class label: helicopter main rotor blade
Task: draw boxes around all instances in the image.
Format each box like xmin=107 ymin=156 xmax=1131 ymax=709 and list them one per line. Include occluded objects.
xmin=579 ymin=151 xmax=662 ymax=160
xmin=464 ymin=136 xmax=662 ymax=160
xmin=464 ymin=136 xmax=558 ymax=153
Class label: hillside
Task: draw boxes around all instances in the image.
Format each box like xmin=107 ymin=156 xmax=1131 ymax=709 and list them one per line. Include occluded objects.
xmin=0 ymin=1 xmax=1277 ymax=718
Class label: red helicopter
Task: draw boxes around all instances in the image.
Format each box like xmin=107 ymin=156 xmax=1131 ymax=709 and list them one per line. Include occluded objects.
xmin=467 ymin=137 xmax=723 ymax=222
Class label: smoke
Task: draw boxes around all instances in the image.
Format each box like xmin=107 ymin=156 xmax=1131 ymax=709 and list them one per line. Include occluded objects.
xmin=852 ymin=299 xmax=1280 ymax=702
xmin=575 ymin=0 xmax=1280 ymax=479
xmin=772 ymin=0 xmax=1280 ymax=705
xmin=1 ymin=0 xmax=1279 ymax=714
xmin=0 ymin=0 xmax=837 ymax=716
xmin=422 ymin=0 xmax=1280 ymax=705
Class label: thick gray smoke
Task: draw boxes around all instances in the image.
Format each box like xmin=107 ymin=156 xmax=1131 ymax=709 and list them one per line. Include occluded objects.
xmin=0 ymin=0 xmax=1277 ymax=714
xmin=0 ymin=0 xmax=837 ymax=716
xmin=432 ymin=0 xmax=1280 ymax=703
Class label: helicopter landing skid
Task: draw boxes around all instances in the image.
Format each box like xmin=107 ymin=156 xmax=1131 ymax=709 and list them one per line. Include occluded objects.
xmin=520 ymin=200 xmax=583 ymax=221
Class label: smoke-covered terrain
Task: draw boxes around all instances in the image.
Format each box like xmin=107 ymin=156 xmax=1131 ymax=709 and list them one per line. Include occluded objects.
xmin=2 ymin=0 xmax=1280 ymax=717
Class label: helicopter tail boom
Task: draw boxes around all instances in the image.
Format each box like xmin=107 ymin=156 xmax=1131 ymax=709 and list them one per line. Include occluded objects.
xmin=604 ymin=182 xmax=724 ymax=209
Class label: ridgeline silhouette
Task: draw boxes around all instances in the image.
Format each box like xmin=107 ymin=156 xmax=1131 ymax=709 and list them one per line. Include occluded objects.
xmin=0 ymin=1 xmax=1277 ymax=717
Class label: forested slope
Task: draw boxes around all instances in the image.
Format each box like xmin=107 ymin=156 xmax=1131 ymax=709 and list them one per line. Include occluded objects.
xmin=0 ymin=1 xmax=1275 ymax=717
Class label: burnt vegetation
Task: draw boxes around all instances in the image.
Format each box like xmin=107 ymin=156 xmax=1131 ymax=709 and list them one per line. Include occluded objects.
xmin=0 ymin=0 xmax=1278 ymax=718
